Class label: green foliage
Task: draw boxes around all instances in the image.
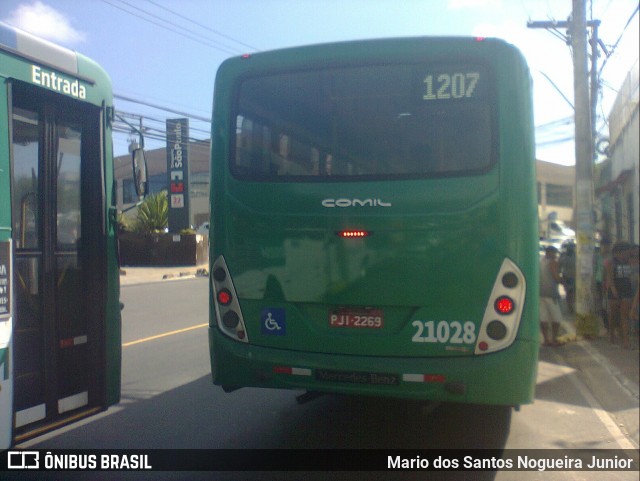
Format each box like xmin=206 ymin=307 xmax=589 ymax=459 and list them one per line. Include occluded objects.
xmin=134 ymin=190 xmax=168 ymax=233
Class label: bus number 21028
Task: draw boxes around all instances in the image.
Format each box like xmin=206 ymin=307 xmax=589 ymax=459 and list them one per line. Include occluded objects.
xmin=411 ymin=320 xmax=476 ymax=344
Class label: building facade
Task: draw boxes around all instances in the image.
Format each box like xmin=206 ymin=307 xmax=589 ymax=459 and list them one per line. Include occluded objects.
xmin=114 ymin=139 xmax=210 ymax=229
xmin=537 ymin=160 xmax=575 ymax=235
xmin=597 ymin=59 xmax=639 ymax=244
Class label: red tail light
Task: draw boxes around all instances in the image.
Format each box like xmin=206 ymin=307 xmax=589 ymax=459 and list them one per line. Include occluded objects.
xmin=338 ymin=230 xmax=370 ymax=238
xmin=494 ymin=296 xmax=514 ymax=315
xmin=217 ymin=289 xmax=232 ymax=305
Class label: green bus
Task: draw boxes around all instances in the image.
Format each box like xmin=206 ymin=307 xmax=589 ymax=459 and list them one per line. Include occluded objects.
xmin=209 ymin=37 xmax=539 ymax=407
xmin=0 ymin=22 xmax=143 ymax=447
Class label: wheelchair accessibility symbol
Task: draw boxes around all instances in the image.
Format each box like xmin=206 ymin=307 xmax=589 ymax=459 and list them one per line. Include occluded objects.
xmin=261 ymin=308 xmax=286 ymax=336
xmin=264 ymin=312 xmax=281 ymax=330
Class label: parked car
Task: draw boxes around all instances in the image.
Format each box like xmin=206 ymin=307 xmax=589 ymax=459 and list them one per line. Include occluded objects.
xmin=539 ymin=237 xmax=564 ymax=255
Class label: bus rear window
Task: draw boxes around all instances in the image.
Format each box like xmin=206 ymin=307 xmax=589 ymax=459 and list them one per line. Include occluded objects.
xmin=232 ymin=63 xmax=495 ymax=180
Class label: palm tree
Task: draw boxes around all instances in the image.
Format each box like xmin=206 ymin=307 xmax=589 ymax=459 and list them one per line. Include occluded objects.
xmin=135 ymin=190 xmax=168 ymax=233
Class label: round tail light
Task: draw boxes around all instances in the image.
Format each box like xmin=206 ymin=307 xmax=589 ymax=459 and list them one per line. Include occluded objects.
xmin=217 ymin=288 xmax=232 ymax=306
xmin=494 ymin=296 xmax=514 ymax=315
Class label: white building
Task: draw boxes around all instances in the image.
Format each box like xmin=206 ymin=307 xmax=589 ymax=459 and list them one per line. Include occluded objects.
xmin=597 ymin=59 xmax=639 ymax=244
xmin=537 ymin=160 xmax=575 ymax=234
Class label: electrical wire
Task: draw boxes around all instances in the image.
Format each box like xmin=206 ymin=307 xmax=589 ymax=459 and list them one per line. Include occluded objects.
xmin=112 ymin=121 xmax=209 ymax=145
xmin=598 ymin=4 xmax=639 ymax=75
xmin=100 ymin=0 xmax=243 ymax=56
xmin=144 ymin=0 xmax=259 ymax=52
xmin=116 ymin=111 xmax=211 ymax=137
xmin=535 ymin=115 xmax=573 ymax=128
xmin=114 ymin=94 xmax=211 ymax=123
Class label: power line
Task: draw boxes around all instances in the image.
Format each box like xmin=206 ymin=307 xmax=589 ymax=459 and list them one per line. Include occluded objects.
xmin=116 ymin=110 xmax=211 ymax=136
xmin=113 ymin=122 xmax=210 ymax=142
xmin=113 ymin=107 xmax=212 ymax=150
xmin=100 ymin=0 xmax=243 ymax=55
xmin=144 ymin=0 xmax=259 ymax=52
xmin=598 ymin=3 xmax=639 ymax=75
xmin=112 ymin=124 xmax=210 ymax=144
xmin=117 ymin=108 xmax=209 ymax=129
xmin=112 ymin=123 xmax=209 ymax=147
xmin=114 ymin=93 xmax=211 ymax=122
xmin=536 ymin=135 xmax=575 ymax=147
xmin=535 ymin=70 xmax=574 ymax=110
xmin=535 ymin=116 xmax=573 ymax=130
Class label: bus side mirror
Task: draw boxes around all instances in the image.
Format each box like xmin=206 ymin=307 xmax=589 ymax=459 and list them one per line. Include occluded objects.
xmin=132 ymin=147 xmax=148 ymax=197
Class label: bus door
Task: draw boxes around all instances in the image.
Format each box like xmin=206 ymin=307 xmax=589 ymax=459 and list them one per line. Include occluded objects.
xmin=10 ymin=84 xmax=104 ymax=436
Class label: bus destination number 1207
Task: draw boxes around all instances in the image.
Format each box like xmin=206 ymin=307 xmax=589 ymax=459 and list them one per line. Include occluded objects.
xmin=423 ymin=72 xmax=480 ymax=101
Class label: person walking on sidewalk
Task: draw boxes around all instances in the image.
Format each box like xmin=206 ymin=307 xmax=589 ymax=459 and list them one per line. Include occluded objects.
xmin=606 ymin=241 xmax=633 ymax=349
xmin=631 ymin=285 xmax=639 ymax=348
xmin=540 ymin=246 xmax=563 ymax=347
xmin=559 ymin=241 xmax=576 ymax=314
xmin=595 ymin=239 xmax=612 ymax=332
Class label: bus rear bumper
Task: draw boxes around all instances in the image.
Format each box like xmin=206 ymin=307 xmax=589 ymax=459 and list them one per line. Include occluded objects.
xmin=209 ymin=327 xmax=538 ymax=406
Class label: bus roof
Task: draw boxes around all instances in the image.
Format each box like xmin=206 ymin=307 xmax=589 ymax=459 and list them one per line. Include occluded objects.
xmin=222 ymin=36 xmax=523 ymax=68
xmin=0 ymin=21 xmax=114 ymax=106
xmin=0 ymin=21 xmax=79 ymax=76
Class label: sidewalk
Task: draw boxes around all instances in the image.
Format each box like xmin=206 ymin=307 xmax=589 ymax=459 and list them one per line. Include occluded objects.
xmin=119 ymin=264 xmax=209 ymax=286
xmin=554 ymin=307 xmax=639 ymax=392
xmin=547 ymin=304 xmax=639 ymax=450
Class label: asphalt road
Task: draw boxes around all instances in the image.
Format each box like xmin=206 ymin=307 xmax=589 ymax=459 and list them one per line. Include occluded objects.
xmin=13 ymin=277 xmax=639 ymax=481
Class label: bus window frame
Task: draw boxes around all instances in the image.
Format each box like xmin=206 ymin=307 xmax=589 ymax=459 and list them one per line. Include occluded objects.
xmin=227 ymin=60 xmax=500 ymax=183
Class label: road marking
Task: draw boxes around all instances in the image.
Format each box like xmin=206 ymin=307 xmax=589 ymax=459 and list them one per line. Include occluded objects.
xmin=123 ymin=323 xmax=208 ymax=347
xmin=549 ymin=348 xmax=638 ymax=450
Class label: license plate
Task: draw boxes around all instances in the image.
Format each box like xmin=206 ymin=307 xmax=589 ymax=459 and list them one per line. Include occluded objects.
xmin=329 ymin=308 xmax=384 ymax=329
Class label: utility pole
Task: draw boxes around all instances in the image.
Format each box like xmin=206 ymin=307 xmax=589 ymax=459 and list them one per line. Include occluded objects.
xmin=589 ymin=22 xmax=602 ymax=163
xmin=527 ymin=0 xmax=600 ymax=336
xmin=571 ymin=0 xmax=598 ymax=335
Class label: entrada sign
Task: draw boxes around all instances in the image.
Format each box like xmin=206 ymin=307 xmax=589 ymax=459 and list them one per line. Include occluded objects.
xmin=31 ymin=65 xmax=87 ymax=99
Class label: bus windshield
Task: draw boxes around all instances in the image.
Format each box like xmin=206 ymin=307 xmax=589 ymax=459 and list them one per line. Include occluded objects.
xmin=233 ymin=63 xmax=494 ymax=180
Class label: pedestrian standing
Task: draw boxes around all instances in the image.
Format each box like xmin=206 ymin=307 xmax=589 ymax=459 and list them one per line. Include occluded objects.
xmin=539 ymin=246 xmax=563 ymax=347
xmin=605 ymin=241 xmax=633 ymax=349
xmin=595 ymin=239 xmax=612 ymax=331
xmin=559 ymin=241 xmax=576 ymax=313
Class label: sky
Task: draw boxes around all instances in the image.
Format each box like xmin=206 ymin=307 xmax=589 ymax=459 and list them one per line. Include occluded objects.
xmin=1 ymin=0 xmax=638 ymax=165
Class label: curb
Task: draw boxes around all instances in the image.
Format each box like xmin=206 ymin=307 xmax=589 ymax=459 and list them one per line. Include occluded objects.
xmin=119 ymin=267 xmax=209 ymax=286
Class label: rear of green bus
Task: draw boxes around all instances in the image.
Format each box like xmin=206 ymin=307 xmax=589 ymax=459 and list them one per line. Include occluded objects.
xmin=209 ymin=37 xmax=538 ymax=406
